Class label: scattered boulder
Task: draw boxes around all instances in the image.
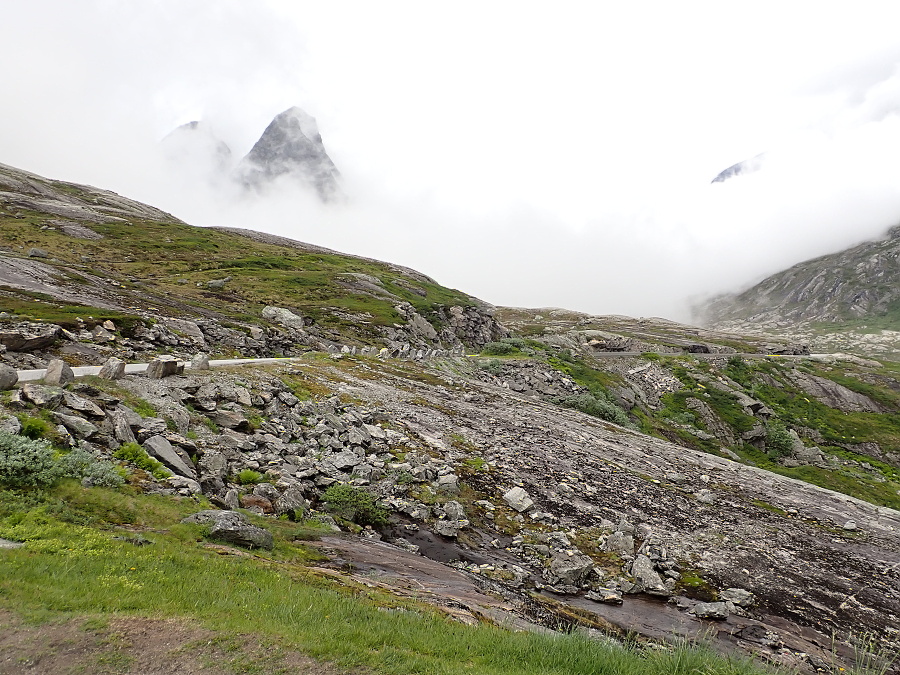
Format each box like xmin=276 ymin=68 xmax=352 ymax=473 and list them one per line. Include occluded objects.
xmin=0 ymin=364 xmax=17 ymax=390
xmin=43 ymin=359 xmax=74 ymax=386
xmin=503 ymin=486 xmax=534 ymax=512
xmin=145 ymin=355 xmax=181 ymax=379
xmin=190 ymin=353 xmax=211 ymax=370
xmin=721 ymin=588 xmax=755 ymax=607
xmin=547 ymin=552 xmax=595 ymax=587
xmin=21 ymin=383 xmax=62 ymax=408
xmin=629 ymin=554 xmax=670 ymax=596
xmin=690 ymin=601 xmax=730 ymax=620
xmin=143 ymin=435 xmax=196 ymax=479
xmin=181 ymin=510 xmax=273 ymax=550
xmin=0 ymin=321 xmax=61 ymax=351
xmin=98 ymin=357 xmax=126 ymax=380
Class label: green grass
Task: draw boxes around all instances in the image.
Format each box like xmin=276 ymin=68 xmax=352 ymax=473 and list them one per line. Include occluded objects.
xmin=0 ymin=482 xmax=778 ymax=675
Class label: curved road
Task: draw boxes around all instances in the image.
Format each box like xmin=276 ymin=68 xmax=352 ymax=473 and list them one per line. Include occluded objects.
xmin=15 ymin=357 xmax=302 ymax=383
xmin=11 ymin=351 xmax=823 ymax=384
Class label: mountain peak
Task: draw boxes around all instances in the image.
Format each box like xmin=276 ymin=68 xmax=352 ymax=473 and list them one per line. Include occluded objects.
xmin=237 ymin=106 xmax=341 ymax=202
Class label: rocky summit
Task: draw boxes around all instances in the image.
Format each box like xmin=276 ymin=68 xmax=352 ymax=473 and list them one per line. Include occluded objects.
xmin=236 ymin=106 xmax=341 ymax=201
xmin=1 ymin=162 xmax=899 ymax=674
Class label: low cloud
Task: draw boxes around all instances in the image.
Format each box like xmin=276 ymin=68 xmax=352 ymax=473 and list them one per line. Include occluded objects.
xmin=4 ymin=2 xmax=900 ymax=323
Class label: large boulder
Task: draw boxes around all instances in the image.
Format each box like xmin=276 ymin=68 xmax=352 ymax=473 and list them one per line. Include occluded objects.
xmin=98 ymin=357 xmax=126 ymax=380
xmin=0 ymin=322 xmax=61 ymax=351
xmin=181 ymin=510 xmax=273 ymax=550
xmin=143 ymin=435 xmax=196 ymax=479
xmin=43 ymin=359 xmax=74 ymax=386
xmin=145 ymin=355 xmax=181 ymax=379
xmin=0 ymin=364 xmax=17 ymax=390
xmin=547 ymin=552 xmax=595 ymax=586
xmin=629 ymin=554 xmax=670 ymax=596
xmin=503 ymin=486 xmax=534 ymax=512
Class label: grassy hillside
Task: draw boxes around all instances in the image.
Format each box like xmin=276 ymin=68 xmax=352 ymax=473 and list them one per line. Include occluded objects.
xmin=0 ymin=164 xmax=477 ymax=341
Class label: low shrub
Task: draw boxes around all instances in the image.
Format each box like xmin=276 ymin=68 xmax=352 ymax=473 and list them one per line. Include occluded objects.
xmin=18 ymin=416 xmax=52 ymax=441
xmin=322 ymin=484 xmax=389 ymax=527
xmin=113 ymin=442 xmax=170 ymax=480
xmin=765 ymin=422 xmax=794 ymax=458
xmin=477 ymin=359 xmax=504 ymax=376
xmin=0 ymin=431 xmax=59 ymax=487
xmin=0 ymin=432 xmax=123 ymax=488
xmin=237 ymin=469 xmax=264 ymax=485
xmin=554 ymin=392 xmax=634 ymax=429
xmin=481 ymin=342 xmax=518 ymax=356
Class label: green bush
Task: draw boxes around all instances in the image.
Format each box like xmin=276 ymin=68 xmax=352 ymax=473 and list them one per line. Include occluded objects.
xmin=0 ymin=432 xmax=123 ymax=489
xmin=0 ymin=431 xmax=60 ymax=487
xmin=113 ymin=442 xmax=170 ymax=480
xmin=56 ymin=449 xmax=125 ymax=488
xmin=481 ymin=341 xmax=518 ymax=356
xmin=322 ymin=484 xmax=389 ymax=527
xmin=554 ymin=392 xmax=634 ymax=429
xmin=766 ymin=423 xmax=795 ymax=458
xmin=477 ymin=359 xmax=504 ymax=376
xmin=18 ymin=415 xmax=52 ymax=440
xmin=237 ymin=469 xmax=263 ymax=485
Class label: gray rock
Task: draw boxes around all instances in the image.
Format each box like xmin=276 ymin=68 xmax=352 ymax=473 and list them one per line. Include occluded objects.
xmin=0 ymin=414 xmax=21 ymax=435
xmin=721 ymin=588 xmax=755 ymax=607
xmin=585 ymin=588 xmax=624 ymax=605
xmin=167 ymin=476 xmax=202 ymax=494
xmin=210 ymin=409 xmax=249 ymax=431
xmin=146 ymin=355 xmax=181 ymax=379
xmin=691 ymin=601 xmax=730 ymax=620
xmin=274 ymin=486 xmax=309 ymax=517
xmin=503 ymin=486 xmax=534 ymax=512
xmin=21 ymin=383 xmax=62 ymax=408
xmin=0 ymin=364 xmax=18 ymax=390
xmin=110 ymin=411 xmax=137 ymax=444
xmin=98 ymin=357 xmax=126 ymax=380
xmin=181 ymin=510 xmax=273 ymax=550
xmin=262 ymin=306 xmax=307 ymax=330
xmin=62 ymin=391 xmax=104 ymax=417
xmin=51 ymin=412 xmax=97 ymax=439
xmin=190 ymin=353 xmax=211 ymax=370
xmin=433 ymin=519 xmax=467 ymax=537
xmin=604 ymin=531 xmax=635 ymax=557
xmin=435 ymin=473 xmax=460 ymax=494
xmin=143 ymin=435 xmax=196 ymax=479
xmin=27 ymin=247 xmax=48 ymax=258
xmin=0 ymin=538 xmax=24 ymax=549
xmin=630 ymin=554 xmax=669 ymax=596
xmin=329 ymin=450 xmax=362 ymax=470
xmin=224 ymin=489 xmax=240 ymax=510
xmin=548 ymin=552 xmax=595 ymax=586
xmin=0 ymin=322 xmax=61 ymax=351
xmin=694 ymin=489 xmax=717 ymax=505
xmin=443 ymin=500 xmax=465 ymax=520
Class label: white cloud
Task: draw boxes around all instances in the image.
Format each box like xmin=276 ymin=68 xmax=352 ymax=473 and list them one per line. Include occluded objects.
xmin=4 ymin=1 xmax=900 ymax=321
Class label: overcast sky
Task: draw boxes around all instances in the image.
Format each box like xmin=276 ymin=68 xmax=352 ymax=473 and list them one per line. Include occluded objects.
xmin=5 ymin=1 xmax=900 ymax=321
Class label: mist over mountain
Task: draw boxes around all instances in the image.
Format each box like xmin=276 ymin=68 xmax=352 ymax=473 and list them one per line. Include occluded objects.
xmin=698 ymin=222 xmax=900 ymax=327
xmin=236 ymin=107 xmax=341 ymax=202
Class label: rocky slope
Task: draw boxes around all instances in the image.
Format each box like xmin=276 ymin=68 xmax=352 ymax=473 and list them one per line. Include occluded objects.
xmin=236 ymin=107 xmax=341 ymax=201
xmin=700 ymin=224 xmax=900 ymax=326
xmin=1 ymin=347 xmax=897 ymax=673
